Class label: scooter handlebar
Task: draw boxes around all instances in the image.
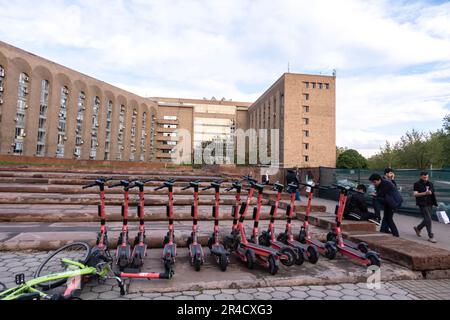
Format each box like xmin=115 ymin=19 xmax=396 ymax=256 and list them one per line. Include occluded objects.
xmin=82 ymin=178 xmax=113 ymax=189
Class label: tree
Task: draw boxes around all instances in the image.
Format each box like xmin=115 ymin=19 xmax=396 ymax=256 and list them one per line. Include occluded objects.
xmin=337 ymin=149 xmax=368 ymax=169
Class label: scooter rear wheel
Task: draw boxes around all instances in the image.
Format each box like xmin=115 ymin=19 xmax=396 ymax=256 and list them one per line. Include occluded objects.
xmin=366 ymin=252 xmax=381 ymax=267
xmin=280 ymin=247 xmax=296 ymax=267
xmin=268 ymin=255 xmax=279 ymax=275
xmin=219 ymin=254 xmax=228 ymax=272
xmin=306 ymin=245 xmax=319 ymax=264
xmin=245 ymin=250 xmax=255 ymax=269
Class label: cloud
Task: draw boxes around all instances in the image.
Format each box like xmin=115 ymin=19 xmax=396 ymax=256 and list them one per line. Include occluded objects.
xmin=1 ymin=0 xmax=450 ymax=157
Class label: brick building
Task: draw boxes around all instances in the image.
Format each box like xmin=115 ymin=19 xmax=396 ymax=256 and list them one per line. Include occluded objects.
xmin=0 ymin=41 xmax=336 ymax=168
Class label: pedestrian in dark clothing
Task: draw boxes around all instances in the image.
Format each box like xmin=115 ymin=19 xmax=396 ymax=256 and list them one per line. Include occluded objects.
xmin=369 ymin=173 xmax=403 ymax=237
xmin=286 ymin=169 xmax=300 ymax=200
xmin=413 ymin=172 xmax=438 ymax=243
xmin=344 ymin=185 xmax=378 ymax=223
xmin=372 ymin=168 xmax=397 ymax=221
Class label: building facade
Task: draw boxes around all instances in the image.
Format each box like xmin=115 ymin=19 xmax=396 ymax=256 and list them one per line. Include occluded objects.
xmin=0 ymin=41 xmax=336 ymax=168
xmin=248 ymin=73 xmax=336 ymax=168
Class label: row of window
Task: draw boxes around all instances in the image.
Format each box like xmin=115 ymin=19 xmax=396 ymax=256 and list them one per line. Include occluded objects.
xmin=304 ymin=82 xmax=330 ymax=90
xmin=7 ymin=71 xmax=152 ymax=160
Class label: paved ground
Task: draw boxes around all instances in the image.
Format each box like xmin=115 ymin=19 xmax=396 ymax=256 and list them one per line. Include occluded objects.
xmin=0 ymin=250 xmax=449 ymax=300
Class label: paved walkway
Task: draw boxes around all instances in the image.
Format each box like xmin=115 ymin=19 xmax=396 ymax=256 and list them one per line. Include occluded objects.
xmin=0 ymin=251 xmax=449 ymax=300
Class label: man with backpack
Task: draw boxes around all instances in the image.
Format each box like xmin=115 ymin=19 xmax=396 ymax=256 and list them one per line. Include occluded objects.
xmin=372 ymin=168 xmax=397 ymax=223
xmin=369 ymin=173 xmax=403 ymax=237
xmin=413 ymin=172 xmax=438 ymax=243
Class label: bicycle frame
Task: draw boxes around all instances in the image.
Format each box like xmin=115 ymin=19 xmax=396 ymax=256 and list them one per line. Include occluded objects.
xmin=0 ymin=259 xmax=105 ymax=300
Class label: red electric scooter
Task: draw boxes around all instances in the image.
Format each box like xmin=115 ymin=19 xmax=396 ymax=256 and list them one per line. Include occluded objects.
xmin=325 ymin=184 xmax=381 ymax=267
xmin=294 ymin=182 xmax=337 ymax=260
xmin=230 ymin=176 xmax=294 ymax=275
xmin=109 ymin=180 xmax=134 ymax=271
xmin=326 ymin=186 xmax=370 ymax=254
xmin=275 ymin=182 xmax=320 ymax=264
xmin=155 ymin=179 xmax=177 ymax=272
xmin=223 ymin=181 xmax=242 ymax=252
xmin=204 ymin=180 xmax=229 ymax=272
xmin=183 ymin=181 xmax=204 ymax=271
xmin=130 ymin=179 xmax=152 ymax=270
xmin=82 ymin=177 xmax=112 ymax=256
xmin=258 ymin=182 xmax=303 ymax=265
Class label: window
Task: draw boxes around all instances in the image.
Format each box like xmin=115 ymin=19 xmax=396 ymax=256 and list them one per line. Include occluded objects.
xmin=104 ymin=100 xmax=113 ymax=160
xmin=117 ymin=105 xmax=126 ymax=160
xmin=325 ymin=83 xmax=330 ymax=90
xmin=13 ymin=73 xmax=29 ymax=155
xmin=0 ymin=65 xmax=5 ymax=107
xmin=304 ymin=94 xmax=309 ymax=101
xmin=304 ymin=156 xmax=309 ymax=162
xmin=90 ymin=96 xmax=100 ymax=160
xmin=304 ymin=82 xmax=309 ymax=89
xmin=303 ymin=118 xmax=309 ymax=125
xmin=56 ymin=86 xmax=69 ymax=158
xmin=312 ymin=83 xmax=316 ymax=89
xmin=303 ymin=106 xmax=310 ymax=113
xmin=280 ymin=94 xmax=285 ymax=108
xmin=74 ymin=92 xmax=86 ymax=158
xmin=163 ymin=141 xmax=177 ymax=146
xmin=130 ymin=109 xmax=137 ymax=161
xmin=163 ymin=124 xmax=177 ymax=129
xmin=304 ymin=143 xmax=309 ymax=150
xmin=140 ymin=112 xmax=147 ymax=161
xmin=164 ymin=115 xmax=177 ymax=121
xmin=163 ymin=132 xmax=177 ymax=137
xmin=319 ymin=83 xmax=323 ymax=89
xmin=36 ymin=80 xmax=49 ymax=156
xmin=303 ymin=130 xmax=310 ymax=137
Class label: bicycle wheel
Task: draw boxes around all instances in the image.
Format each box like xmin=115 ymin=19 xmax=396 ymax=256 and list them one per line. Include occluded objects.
xmin=34 ymin=242 xmax=91 ymax=290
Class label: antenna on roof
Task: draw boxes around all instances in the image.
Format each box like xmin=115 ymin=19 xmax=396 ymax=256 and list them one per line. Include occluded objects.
xmin=332 ymin=69 xmax=337 ymax=77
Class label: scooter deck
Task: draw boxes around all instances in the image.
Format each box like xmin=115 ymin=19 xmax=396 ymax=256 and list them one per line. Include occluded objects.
xmin=240 ymin=242 xmax=280 ymax=256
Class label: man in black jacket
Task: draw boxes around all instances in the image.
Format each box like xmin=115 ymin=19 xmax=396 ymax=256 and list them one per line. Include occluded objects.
xmin=372 ymin=168 xmax=397 ymax=222
xmin=369 ymin=173 xmax=403 ymax=237
xmin=413 ymin=172 xmax=438 ymax=243
xmin=344 ymin=184 xmax=378 ymax=224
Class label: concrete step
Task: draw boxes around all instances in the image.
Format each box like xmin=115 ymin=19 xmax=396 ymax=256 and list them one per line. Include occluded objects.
xmin=0 ymin=220 xmax=319 ymax=251
xmin=347 ymin=233 xmax=450 ymax=271
xmin=0 ymin=204 xmax=325 ymax=222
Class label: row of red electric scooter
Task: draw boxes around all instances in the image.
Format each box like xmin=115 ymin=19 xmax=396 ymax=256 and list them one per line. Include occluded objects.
xmin=82 ymin=175 xmax=380 ymax=281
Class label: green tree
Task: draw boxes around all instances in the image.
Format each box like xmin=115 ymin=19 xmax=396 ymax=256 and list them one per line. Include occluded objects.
xmin=337 ymin=149 xmax=368 ymax=169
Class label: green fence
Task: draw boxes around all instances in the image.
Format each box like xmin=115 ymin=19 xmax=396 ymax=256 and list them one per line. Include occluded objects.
xmin=318 ymin=167 xmax=450 ymax=219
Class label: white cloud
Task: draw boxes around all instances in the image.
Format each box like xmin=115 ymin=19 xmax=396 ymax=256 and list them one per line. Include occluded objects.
xmin=1 ymin=0 xmax=450 ymax=157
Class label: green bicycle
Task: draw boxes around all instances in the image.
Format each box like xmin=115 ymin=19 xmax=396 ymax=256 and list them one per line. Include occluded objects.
xmin=0 ymin=242 xmax=125 ymax=300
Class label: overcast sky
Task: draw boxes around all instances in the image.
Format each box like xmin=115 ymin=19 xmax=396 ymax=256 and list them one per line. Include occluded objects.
xmin=1 ymin=0 xmax=449 ymax=157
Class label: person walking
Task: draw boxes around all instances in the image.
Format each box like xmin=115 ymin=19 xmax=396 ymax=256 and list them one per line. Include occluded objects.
xmin=413 ymin=172 xmax=438 ymax=243
xmin=369 ymin=173 xmax=403 ymax=237
xmin=261 ymin=170 xmax=270 ymax=185
xmin=286 ymin=169 xmax=300 ymax=201
xmin=372 ymin=168 xmax=397 ymax=223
